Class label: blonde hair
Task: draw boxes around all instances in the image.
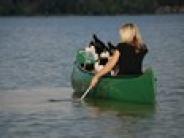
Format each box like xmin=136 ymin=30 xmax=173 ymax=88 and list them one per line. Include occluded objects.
xmin=119 ymin=23 xmax=144 ymax=48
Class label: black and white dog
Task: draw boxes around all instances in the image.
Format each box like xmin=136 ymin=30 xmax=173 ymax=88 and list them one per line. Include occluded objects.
xmin=84 ymin=34 xmax=117 ymax=75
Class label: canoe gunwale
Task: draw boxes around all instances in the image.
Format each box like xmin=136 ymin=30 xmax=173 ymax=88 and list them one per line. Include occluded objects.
xmin=74 ymin=61 xmax=152 ymax=79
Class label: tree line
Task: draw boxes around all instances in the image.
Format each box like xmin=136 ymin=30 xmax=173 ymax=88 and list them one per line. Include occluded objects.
xmin=0 ymin=0 xmax=183 ymax=16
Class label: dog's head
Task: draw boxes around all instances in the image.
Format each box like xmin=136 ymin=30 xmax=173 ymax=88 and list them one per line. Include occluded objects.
xmin=89 ymin=34 xmax=108 ymax=55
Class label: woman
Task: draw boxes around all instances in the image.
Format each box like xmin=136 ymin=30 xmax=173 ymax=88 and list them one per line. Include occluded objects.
xmin=90 ymin=23 xmax=148 ymax=88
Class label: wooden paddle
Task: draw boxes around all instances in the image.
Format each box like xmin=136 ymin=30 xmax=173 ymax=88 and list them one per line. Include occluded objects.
xmin=80 ymin=85 xmax=93 ymax=101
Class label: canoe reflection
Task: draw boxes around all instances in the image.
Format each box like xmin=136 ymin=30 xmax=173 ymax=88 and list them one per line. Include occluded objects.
xmin=83 ymin=98 xmax=156 ymax=117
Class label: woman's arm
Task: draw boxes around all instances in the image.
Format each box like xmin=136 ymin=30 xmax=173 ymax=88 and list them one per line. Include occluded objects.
xmin=90 ymin=50 xmax=120 ymax=88
xmin=96 ymin=50 xmax=120 ymax=78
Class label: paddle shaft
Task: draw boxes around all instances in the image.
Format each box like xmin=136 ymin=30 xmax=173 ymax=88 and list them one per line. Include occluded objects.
xmin=80 ymin=86 xmax=92 ymax=100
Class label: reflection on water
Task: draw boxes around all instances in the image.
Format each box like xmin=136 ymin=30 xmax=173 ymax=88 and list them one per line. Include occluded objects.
xmin=84 ymin=99 xmax=156 ymax=117
xmin=73 ymin=92 xmax=156 ymax=117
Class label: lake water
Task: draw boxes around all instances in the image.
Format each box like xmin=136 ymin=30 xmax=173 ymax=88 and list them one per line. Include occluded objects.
xmin=0 ymin=15 xmax=184 ymax=138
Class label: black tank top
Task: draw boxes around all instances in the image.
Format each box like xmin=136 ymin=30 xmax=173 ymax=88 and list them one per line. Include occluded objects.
xmin=116 ymin=43 xmax=148 ymax=75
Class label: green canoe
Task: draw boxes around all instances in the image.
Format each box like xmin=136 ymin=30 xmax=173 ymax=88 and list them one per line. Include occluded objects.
xmin=71 ymin=51 xmax=156 ymax=104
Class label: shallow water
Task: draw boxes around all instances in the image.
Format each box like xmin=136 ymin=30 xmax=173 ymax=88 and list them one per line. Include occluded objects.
xmin=0 ymin=15 xmax=184 ymax=138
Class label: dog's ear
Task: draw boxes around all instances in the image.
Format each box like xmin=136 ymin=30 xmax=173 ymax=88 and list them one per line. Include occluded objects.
xmin=93 ymin=34 xmax=107 ymax=48
xmin=108 ymin=41 xmax=116 ymax=55
xmin=93 ymin=34 xmax=98 ymax=42
xmin=108 ymin=42 xmax=116 ymax=49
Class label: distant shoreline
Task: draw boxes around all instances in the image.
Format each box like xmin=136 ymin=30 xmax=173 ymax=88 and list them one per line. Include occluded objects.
xmin=1 ymin=6 xmax=184 ymax=16
xmin=1 ymin=0 xmax=184 ymax=16
xmin=0 ymin=13 xmax=183 ymax=17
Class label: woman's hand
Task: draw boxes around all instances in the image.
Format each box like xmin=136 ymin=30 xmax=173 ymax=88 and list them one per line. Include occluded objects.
xmin=90 ymin=75 xmax=100 ymax=88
